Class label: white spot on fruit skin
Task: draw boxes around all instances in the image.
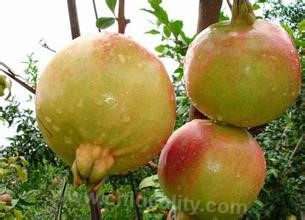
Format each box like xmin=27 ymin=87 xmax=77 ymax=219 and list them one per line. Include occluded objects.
xmin=64 ymin=136 xmax=73 ymax=144
xmin=77 ymin=99 xmax=83 ymax=108
xmin=45 ymin=117 xmax=52 ymax=123
xmin=271 ymin=86 xmax=277 ymax=91
xmin=118 ymin=54 xmax=126 ymax=63
xmin=52 ymin=125 xmax=60 ymax=132
xmin=122 ymin=115 xmax=131 ymax=123
xmin=103 ymin=93 xmax=116 ymax=105
xmin=138 ymin=63 xmax=143 ymax=68
xmin=291 ymin=91 xmax=296 ymax=96
xmin=56 ymin=109 xmax=63 ymax=114
xmin=236 ymin=171 xmax=241 ymax=178
xmin=207 ymin=161 xmax=222 ymax=173
xmin=245 ymin=66 xmax=251 ymax=73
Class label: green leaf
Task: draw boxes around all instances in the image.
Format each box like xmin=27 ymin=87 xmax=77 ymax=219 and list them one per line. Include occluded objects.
xmin=16 ymin=166 xmax=28 ymax=182
xmin=11 ymin=199 xmax=19 ymax=208
xmin=295 ymin=39 xmax=305 ymax=47
xmin=105 ymin=0 xmax=117 ymax=13
xmin=19 ymin=156 xmax=29 ymax=167
xmin=139 ymin=175 xmax=159 ymax=189
xmin=145 ymin=29 xmax=160 ymax=35
xmin=252 ymin=3 xmax=261 ymax=10
xmin=147 ymin=0 xmax=169 ymax=24
xmin=281 ymin=23 xmax=295 ymax=41
xmin=0 ymin=201 xmax=6 ymax=209
xmin=155 ymin=45 xmax=165 ymax=53
xmin=219 ymin=11 xmax=229 ymax=21
xmin=14 ymin=209 xmax=23 ymax=220
xmin=163 ymin=26 xmax=171 ymax=37
xmin=174 ymin=67 xmax=184 ymax=81
xmin=170 ymin=20 xmax=183 ymax=36
xmin=96 ymin=17 xmax=115 ymax=29
xmin=0 ymin=185 xmax=6 ymax=194
xmin=297 ymin=20 xmax=305 ymax=32
xmin=253 ymin=199 xmax=264 ymax=208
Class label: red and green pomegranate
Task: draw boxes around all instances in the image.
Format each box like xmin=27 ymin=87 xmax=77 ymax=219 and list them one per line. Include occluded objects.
xmin=35 ymin=33 xmax=176 ymax=190
xmin=158 ymin=120 xmax=266 ymax=219
xmin=185 ymin=0 xmax=301 ymax=127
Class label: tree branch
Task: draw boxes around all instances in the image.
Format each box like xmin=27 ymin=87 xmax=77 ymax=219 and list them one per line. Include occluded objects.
xmin=67 ymin=0 xmax=81 ymax=39
xmin=227 ymin=0 xmax=233 ymax=11
xmin=129 ymin=172 xmax=141 ymax=220
xmin=0 ymin=61 xmax=36 ymax=94
xmin=56 ymin=178 xmax=68 ymax=220
xmin=117 ymin=0 xmax=130 ymax=34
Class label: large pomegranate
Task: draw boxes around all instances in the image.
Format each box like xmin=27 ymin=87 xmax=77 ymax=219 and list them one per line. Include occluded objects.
xmin=185 ymin=0 xmax=301 ymax=127
xmin=158 ymin=120 xmax=266 ymax=219
xmin=35 ymin=33 xmax=176 ymax=189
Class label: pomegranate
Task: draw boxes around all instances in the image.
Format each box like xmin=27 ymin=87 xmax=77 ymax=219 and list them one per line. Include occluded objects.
xmin=0 ymin=193 xmax=12 ymax=206
xmin=0 ymin=75 xmax=11 ymax=99
xmin=158 ymin=120 xmax=266 ymax=219
xmin=35 ymin=33 xmax=176 ymax=190
xmin=184 ymin=0 xmax=301 ymax=127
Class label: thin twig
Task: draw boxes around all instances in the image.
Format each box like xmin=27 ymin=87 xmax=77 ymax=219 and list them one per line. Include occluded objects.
xmin=227 ymin=0 xmax=233 ymax=11
xmin=88 ymin=191 xmax=102 ymax=220
xmin=289 ymin=134 xmax=305 ymax=160
xmin=147 ymin=161 xmax=158 ymax=171
xmin=56 ymin=178 xmax=68 ymax=220
xmin=92 ymin=0 xmax=101 ymax=32
xmin=128 ymin=172 xmax=141 ymax=220
xmin=0 ymin=61 xmax=36 ymax=94
xmin=39 ymin=39 xmax=56 ymax=53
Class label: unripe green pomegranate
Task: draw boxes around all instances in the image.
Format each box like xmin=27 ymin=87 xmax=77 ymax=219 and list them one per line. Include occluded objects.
xmin=35 ymin=33 xmax=176 ymax=190
xmin=158 ymin=120 xmax=266 ymax=219
xmin=185 ymin=0 xmax=301 ymax=128
xmin=0 ymin=75 xmax=11 ymax=99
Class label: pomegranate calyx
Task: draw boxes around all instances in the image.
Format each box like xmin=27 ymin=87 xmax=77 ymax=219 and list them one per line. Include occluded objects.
xmin=231 ymin=0 xmax=256 ymax=26
xmin=71 ymin=144 xmax=114 ymax=191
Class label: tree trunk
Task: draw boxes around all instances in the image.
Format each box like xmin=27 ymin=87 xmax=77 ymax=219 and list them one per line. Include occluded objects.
xmin=67 ymin=0 xmax=80 ymax=39
xmin=189 ymin=0 xmax=223 ymax=120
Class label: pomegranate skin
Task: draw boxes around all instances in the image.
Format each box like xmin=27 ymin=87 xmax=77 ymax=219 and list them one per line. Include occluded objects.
xmin=185 ymin=20 xmax=301 ymax=127
xmin=158 ymin=120 xmax=266 ymax=219
xmin=36 ymin=33 xmax=176 ymax=180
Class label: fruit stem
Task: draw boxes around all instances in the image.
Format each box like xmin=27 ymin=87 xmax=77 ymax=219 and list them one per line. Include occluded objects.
xmin=231 ymin=0 xmax=256 ymax=26
xmin=88 ymin=191 xmax=102 ymax=220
